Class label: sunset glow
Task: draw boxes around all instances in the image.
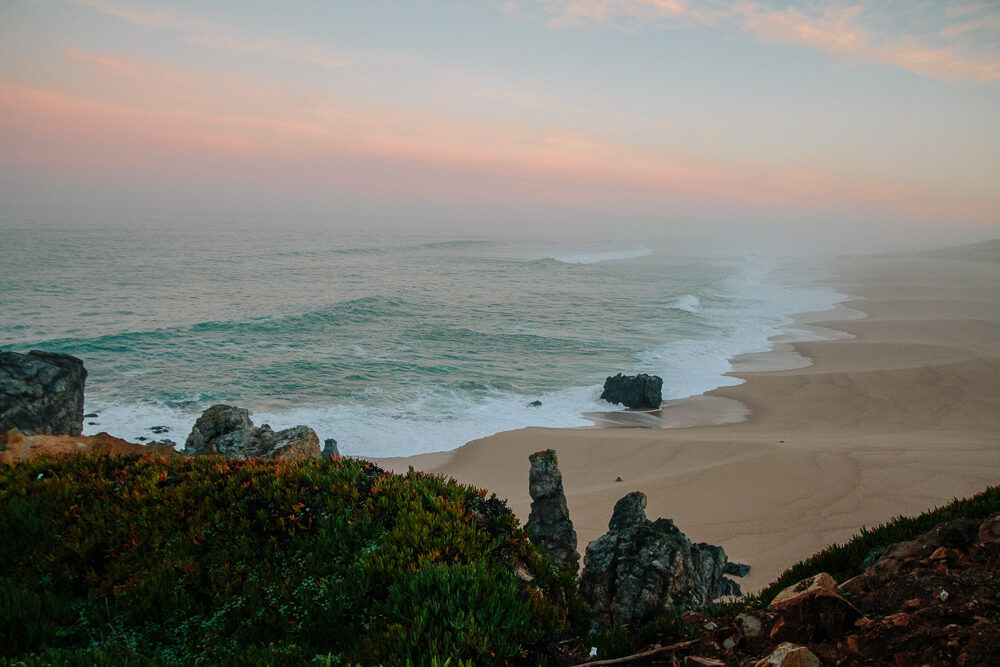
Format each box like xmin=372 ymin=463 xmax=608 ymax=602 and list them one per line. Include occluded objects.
xmin=1 ymin=1 xmax=998 ymax=248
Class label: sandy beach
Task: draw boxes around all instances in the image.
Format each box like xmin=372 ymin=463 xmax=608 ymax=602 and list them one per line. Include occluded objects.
xmin=378 ymin=248 xmax=1000 ymax=594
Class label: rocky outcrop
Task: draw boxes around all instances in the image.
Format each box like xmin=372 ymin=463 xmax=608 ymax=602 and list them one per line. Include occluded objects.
xmin=184 ymin=404 xmax=320 ymax=461
xmin=184 ymin=404 xmax=253 ymax=453
xmin=573 ymin=512 xmax=1000 ymax=664
xmin=600 ymin=373 xmax=663 ymax=409
xmin=580 ymin=491 xmax=740 ymax=627
xmin=839 ymin=517 xmax=981 ymax=589
xmin=0 ymin=350 xmax=87 ymax=436
xmin=768 ymin=572 xmax=860 ymax=643
xmin=525 ymin=449 xmax=579 ymax=574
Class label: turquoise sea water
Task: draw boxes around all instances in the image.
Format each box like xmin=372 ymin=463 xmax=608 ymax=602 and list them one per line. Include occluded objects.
xmin=1 ymin=217 xmax=844 ymax=456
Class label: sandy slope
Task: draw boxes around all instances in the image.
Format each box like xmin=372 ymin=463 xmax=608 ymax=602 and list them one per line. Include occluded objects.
xmin=377 ymin=250 xmax=1000 ymax=593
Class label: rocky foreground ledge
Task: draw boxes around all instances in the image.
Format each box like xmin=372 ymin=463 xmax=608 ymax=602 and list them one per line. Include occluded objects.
xmin=614 ymin=514 xmax=1000 ymax=666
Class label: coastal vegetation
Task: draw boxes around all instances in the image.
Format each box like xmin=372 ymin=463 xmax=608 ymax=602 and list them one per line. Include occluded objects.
xmin=0 ymin=448 xmax=997 ymax=665
xmin=0 ymin=453 xmax=586 ymax=665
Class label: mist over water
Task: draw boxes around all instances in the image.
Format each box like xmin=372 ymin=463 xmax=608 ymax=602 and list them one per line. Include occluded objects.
xmin=1 ymin=218 xmax=844 ymax=456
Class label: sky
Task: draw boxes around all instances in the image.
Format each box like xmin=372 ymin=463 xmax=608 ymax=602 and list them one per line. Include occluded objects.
xmin=1 ymin=0 xmax=998 ymax=250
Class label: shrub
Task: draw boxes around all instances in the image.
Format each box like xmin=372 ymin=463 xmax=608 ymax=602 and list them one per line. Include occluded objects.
xmin=0 ymin=453 xmax=586 ymax=665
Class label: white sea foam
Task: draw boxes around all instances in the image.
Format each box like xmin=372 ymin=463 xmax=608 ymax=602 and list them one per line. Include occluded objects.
xmin=84 ymin=385 xmax=606 ymax=457
xmin=80 ymin=259 xmax=847 ymax=459
xmin=81 ymin=399 xmax=199 ymax=448
xmin=513 ymin=246 xmax=653 ymax=264
xmin=667 ymin=294 xmax=701 ymax=312
xmin=639 ymin=260 xmax=847 ymax=399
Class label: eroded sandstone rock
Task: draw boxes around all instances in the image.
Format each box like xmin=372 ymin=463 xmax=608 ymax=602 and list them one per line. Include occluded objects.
xmin=769 ymin=572 xmax=860 ymax=643
xmin=0 ymin=428 xmax=179 ymax=463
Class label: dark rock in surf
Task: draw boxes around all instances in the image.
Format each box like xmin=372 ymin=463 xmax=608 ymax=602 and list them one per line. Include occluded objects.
xmin=184 ymin=404 xmax=320 ymax=461
xmin=580 ymin=491 xmax=740 ymax=627
xmin=0 ymin=350 xmax=87 ymax=436
xmin=525 ymin=449 xmax=579 ymax=574
xmin=600 ymin=373 xmax=663 ymax=409
xmin=527 ymin=400 xmax=543 ymax=407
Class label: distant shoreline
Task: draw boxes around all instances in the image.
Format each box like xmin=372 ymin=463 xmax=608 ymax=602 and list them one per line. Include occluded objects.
xmin=376 ymin=249 xmax=1000 ymax=594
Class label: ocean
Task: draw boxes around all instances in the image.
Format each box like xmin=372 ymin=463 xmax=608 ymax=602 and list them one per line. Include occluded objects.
xmin=1 ymin=217 xmax=845 ymax=457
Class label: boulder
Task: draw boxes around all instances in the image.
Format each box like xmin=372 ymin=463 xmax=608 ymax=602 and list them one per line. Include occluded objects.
xmin=600 ymin=373 xmax=663 ymax=408
xmin=0 ymin=350 xmax=87 ymax=436
xmin=322 ymin=438 xmax=341 ymax=459
xmin=726 ymin=562 xmax=751 ymax=577
xmin=769 ymin=572 xmax=860 ymax=643
xmin=978 ymin=514 xmax=1000 ymax=543
xmin=184 ymin=405 xmax=320 ymax=461
xmin=580 ymin=491 xmax=740 ymax=627
xmin=184 ymin=404 xmax=253 ymax=455
xmin=266 ymin=425 xmax=320 ymax=462
xmin=736 ymin=611 xmax=769 ymax=638
xmin=753 ymin=642 xmax=820 ymax=667
xmin=525 ymin=449 xmax=579 ymax=574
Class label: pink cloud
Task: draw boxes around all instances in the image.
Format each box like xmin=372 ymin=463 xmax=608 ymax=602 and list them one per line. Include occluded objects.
xmin=535 ymin=0 xmax=1000 ymax=83
xmin=735 ymin=2 xmax=1000 ymax=82
xmin=1 ymin=46 xmax=993 ymax=224
xmin=63 ymin=0 xmax=170 ymax=27
xmin=61 ymin=0 xmax=346 ymax=69
xmin=737 ymin=4 xmax=869 ymax=57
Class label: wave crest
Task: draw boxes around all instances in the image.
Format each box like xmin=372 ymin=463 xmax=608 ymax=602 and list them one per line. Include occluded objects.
xmin=519 ymin=246 xmax=653 ymax=265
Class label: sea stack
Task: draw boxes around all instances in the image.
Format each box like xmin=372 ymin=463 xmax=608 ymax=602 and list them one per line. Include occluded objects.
xmin=600 ymin=373 xmax=663 ymax=409
xmin=525 ymin=449 xmax=579 ymax=574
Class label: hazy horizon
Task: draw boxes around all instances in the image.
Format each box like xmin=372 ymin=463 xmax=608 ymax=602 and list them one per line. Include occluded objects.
xmin=2 ymin=1 xmax=999 ymax=254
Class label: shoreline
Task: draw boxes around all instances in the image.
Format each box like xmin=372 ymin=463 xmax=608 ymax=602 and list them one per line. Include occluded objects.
xmin=376 ymin=251 xmax=1000 ymax=593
